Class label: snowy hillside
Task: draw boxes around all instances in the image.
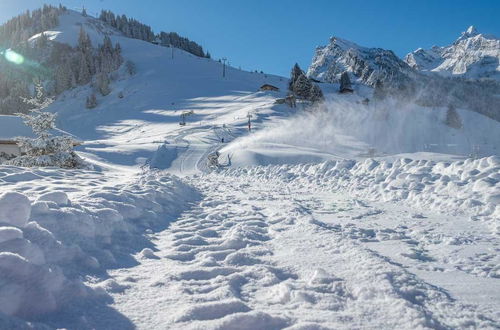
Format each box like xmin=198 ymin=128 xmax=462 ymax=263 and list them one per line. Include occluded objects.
xmin=34 ymin=10 xmax=288 ymax=170
xmin=28 ymin=10 xmax=118 ymax=47
xmin=0 ymin=7 xmax=499 ymax=330
xmin=405 ymin=26 xmax=500 ymax=80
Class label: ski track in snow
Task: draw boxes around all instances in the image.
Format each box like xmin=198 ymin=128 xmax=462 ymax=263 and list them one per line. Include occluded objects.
xmin=103 ymin=172 xmax=498 ymax=329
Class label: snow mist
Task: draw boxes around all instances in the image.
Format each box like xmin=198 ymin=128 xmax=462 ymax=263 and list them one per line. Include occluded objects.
xmin=222 ymin=97 xmax=500 ymax=159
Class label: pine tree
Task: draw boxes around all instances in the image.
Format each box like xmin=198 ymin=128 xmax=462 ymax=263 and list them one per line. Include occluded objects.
xmin=289 ymin=63 xmax=305 ymax=91
xmin=126 ymin=60 xmax=136 ymax=75
xmin=309 ymin=84 xmax=324 ymax=103
xmin=77 ymin=27 xmax=95 ymax=79
xmin=7 ymin=82 xmax=83 ymax=168
xmin=339 ymin=72 xmax=353 ymax=92
xmin=445 ymin=105 xmax=462 ymax=129
xmin=97 ymin=73 xmax=111 ymax=96
xmin=86 ymin=93 xmax=97 ymax=109
xmin=292 ymin=74 xmax=313 ymax=99
xmin=35 ymin=32 xmax=49 ymax=48
xmin=113 ymin=42 xmax=123 ymax=67
xmin=77 ymin=52 xmax=91 ymax=85
xmin=55 ymin=60 xmax=72 ymax=94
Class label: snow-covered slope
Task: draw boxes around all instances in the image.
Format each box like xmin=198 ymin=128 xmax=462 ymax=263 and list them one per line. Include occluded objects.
xmin=32 ymin=11 xmax=288 ymax=170
xmin=1 ymin=9 xmax=500 ymax=330
xmin=307 ymin=36 xmax=416 ymax=86
xmin=405 ymin=26 xmax=500 ymax=80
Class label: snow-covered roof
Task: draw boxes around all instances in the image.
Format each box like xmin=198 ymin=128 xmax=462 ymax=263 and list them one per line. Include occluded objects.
xmin=0 ymin=115 xmax=77 ymax=142
xmin=0 ymin=115 xmax=35 ymax=141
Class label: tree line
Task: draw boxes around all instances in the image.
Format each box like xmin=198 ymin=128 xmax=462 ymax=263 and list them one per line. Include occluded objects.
xmin=0 ymin=4 xmax=65 ymax=48
xmin=99 ymin=10 xmax=209 ymax=58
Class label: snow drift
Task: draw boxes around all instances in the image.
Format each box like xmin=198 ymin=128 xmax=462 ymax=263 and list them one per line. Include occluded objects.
xmin=0 ymin=167 xmax=198 ymax=320
xmin=218 ymin=156 xmax=500 ymax=230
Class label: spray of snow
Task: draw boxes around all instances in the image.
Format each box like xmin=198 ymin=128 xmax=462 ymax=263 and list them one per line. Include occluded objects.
xmin=221 ymin=97 xmax=500 ymax=165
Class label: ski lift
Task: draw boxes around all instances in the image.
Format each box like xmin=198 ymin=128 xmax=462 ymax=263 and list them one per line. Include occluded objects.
xmin=179 ymin=110 xmax=194 ymax=126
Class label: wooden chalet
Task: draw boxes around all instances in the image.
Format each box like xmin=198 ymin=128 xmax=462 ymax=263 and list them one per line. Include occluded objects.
xmin=259 ymin=84 xmax=280 ymax=92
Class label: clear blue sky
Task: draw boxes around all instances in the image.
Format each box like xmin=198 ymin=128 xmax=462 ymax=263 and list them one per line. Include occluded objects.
xmin=1 ymin=0 xmax=499 ymax=76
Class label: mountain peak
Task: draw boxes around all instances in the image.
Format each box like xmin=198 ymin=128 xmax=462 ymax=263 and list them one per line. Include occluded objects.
xmin=457 ymin=25 xmax=479 ymax=41
xmin=308 ymin=35 xmax=414 ymax=86
xmin=405 ymin=25 xmax=500 ymax=80
xmin=465 ymin=25 xmax=478 ymax=36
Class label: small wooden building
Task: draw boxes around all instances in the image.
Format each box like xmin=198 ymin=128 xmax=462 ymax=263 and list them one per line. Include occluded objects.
xmin=0 ymin=115 xmax=80 ymax=158
xmin=0 ymin=115 xmax=33 ymax=157
xmin=259 ymin=84 xmax=280 ymax=92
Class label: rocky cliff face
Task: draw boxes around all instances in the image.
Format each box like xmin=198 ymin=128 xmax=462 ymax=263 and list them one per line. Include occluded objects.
xmin=307 ymin=36 xmax=417 ymax=87
xmin=405 ymin=26 xmax=500 ymax=80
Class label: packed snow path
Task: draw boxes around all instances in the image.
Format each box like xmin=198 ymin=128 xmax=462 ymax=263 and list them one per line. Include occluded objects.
xmin=104 ymin=172 xmax=498 ymax=329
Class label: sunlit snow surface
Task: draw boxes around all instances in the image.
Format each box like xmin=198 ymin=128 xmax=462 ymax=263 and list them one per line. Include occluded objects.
xmin=0 ymin=10 xmax=499 ymax=329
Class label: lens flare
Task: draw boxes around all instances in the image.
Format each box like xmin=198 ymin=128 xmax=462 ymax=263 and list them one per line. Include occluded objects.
xmin=4 ymin=49 xmax=25 ymax=65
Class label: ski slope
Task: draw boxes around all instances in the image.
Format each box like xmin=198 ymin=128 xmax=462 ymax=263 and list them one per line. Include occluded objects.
xmin=0 ymin=10 xmax=499 ymax=329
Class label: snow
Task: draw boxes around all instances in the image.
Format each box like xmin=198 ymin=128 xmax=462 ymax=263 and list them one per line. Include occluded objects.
xmin=29 ymin=10 xmax=119 ymax=48
xmin=37 ymin=191 xmax=69 ymax=206
xmin=1 ymin=9 xmax=499 ymax=330
xmin=405 ymin=27 xmax=500 ymax=80
xmin=0 ymin=192 xmax=31 ymax=228
xmin=139 ymin=248 xmax=158 ymax=259
xmin=0 ymin=114 xmax=76 ymax=141
xmin=464 ymin=25 xmax=478 ymax=38
xmin=0 ymin=227 xmax=23 ymax=243
xmin=219 ymin=97 xmax=500 ymax=167
xmin=0 ymin=166 xmax=198 ymax=322
xmin=219 ymin=156 xmax=500 ymax=227
xmin=99 ymin=166 xmax=498 ymax=328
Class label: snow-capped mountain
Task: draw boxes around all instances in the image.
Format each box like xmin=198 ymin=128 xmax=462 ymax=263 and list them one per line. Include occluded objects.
xmin=307 ymin=36 xmax=416 ymax=86
xmin=306 ymin=31 xmax=500 ymax=122
xmin=405 ymin=26 xmax=500 ymax=80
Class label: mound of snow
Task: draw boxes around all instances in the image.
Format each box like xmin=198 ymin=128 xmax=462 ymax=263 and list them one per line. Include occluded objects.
xmin=37 ymin=191 xmax=70 ymax=206
xmin=219 ymin=156 xmax=500 ymax=225
xmin=0 ymin=252 xmax=80 ymax=317
xmin=0 ymin=227 xmax=23 ymax=243
xmin=139 ymin=248 xmax=158 ymax=259
xmin=0 ymin=192 xmax=31 ymax=228
xmin=0 ymin=166 xmax=199 ymax=321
